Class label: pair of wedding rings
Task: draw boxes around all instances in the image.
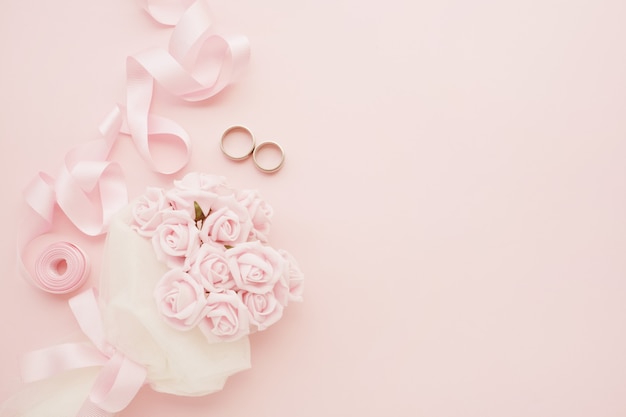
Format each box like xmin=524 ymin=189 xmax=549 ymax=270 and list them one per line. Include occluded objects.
xmin=220 ymin=126 xmax=285 ymax=173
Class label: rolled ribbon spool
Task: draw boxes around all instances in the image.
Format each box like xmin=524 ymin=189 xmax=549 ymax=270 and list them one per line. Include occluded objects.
xmin=33 ymin=242 xmax=90 ymax=294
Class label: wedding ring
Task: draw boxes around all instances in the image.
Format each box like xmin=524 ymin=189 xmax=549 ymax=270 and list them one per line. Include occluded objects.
xmin=253 ymin=141 xmax=285 ymax=173
xmin=220 ymin=126 xmax=255 ymax=161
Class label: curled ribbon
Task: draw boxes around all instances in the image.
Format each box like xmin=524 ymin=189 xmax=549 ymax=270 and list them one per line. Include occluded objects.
xmin=138 ymin=0 xmax=195 ymax=26
xmin=18 ymin=108 xmax=128 ymax=294
xmin=21 ymin=289 xmax=147 ymax=417
xmin=33 ymin=242 xmax=89 ymax=294
xmin=125 ymin=0 xmax=250 ymax=173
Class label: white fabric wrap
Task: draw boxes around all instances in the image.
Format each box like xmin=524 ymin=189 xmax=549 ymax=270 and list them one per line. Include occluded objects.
xmin=0 ymin=206 xmax=251 ymax=417
xmin=100 ymin=205 xmax=251 ymax=396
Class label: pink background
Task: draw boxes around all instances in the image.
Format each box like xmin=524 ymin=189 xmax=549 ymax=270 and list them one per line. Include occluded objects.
xmin=2 ymin=0 xmax=626 ymax=415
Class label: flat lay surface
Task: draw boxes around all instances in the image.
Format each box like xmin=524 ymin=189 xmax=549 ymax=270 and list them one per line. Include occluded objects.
xmin=1 ymin=0 xmax=626 ymax=416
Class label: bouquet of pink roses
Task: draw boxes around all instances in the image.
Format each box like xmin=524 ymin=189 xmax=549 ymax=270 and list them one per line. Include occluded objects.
xmin=131 ymin=172 xmax=304 ymax=343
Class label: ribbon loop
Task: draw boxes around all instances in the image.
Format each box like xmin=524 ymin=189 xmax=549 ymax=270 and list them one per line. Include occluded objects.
xmin=23 ymin=173 xmax=56 ymax=224
xmin=55 ymin=161 xmax=127 ymax=237
xmin=123 ymin=0 xmax=250 ymax=173
xmin=168 ymin=0 xmax=213 ymax=63
xmin=90 ymin=353 xmax=147 ymax=413
xmin=20 ymin=289 xmax=147 ymax=417
xmin=138 ymin=0 xmax=196 ymax=26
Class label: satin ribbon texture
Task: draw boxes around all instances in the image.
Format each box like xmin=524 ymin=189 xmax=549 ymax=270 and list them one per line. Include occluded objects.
xmin=32 ymin=242 xmax=89 ymax=294
xmin=19 ymin=0 xmax=250 ymax=294
xmin=21 ymin=289 xmax=147 ymax=417
xmin=18 ymin=109 xmax=127 ymax=294
xmin=127 ymin=0 xmax=250 ymax=173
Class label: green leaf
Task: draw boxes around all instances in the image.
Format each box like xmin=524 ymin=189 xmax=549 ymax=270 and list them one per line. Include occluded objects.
xmin=194 ymin=201 xmax=205 ymax=223
xmin=224 ymin=245 xmax=234 ymax=250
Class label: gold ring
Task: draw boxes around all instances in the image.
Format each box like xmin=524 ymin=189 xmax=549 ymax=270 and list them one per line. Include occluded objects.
xmin=220 ymin=126 xmax=255 ymax=161
xmin=252 ymin=141 xmax=285 ymax=173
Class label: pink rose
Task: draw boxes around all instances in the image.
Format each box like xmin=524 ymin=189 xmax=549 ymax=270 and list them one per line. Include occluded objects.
xmin=154 ymin=269 xmax=207 ymax=331
xmin=226 ymin=242 xmax=285 ymax=294
xmin=279 ymin=249 xmax=304 ymax=302
xmin=199 ymin=196 xmax=252 ymax=245
xmin=240 ymin=290 xmax=283 ymax=331
xmin=166 ymin=173 xmax=228 ymax=218
xmin=166 ymin=190 xmax=218 ymax=220
xmin=131 ymin=187 xmax=170 ymax=237
xmin=189 ymin=243 xmax=235 ymax=292
xmin=152 ymin=210 xmax=200 ymax=270
xmin=272 ymin=276 xmax=290 ymax=307
xmin=237 ymin=189 xmax=273 ymax=242
xmin=198 ymin=291 xmax=249 ymax=343
xmin=174 ymin=172 xmax=227 ymax=192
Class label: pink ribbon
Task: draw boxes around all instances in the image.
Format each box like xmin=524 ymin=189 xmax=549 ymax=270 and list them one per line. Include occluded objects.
xmin=21 ymin=289 xmax=147 ymax=417
xmin=33 ymin=242 xmax=89 ymax=294
xmin=19 ymin=0 xmax=250 ymax=294
xmin=138 ymin=0 xmax=195 ymax=26
xmin=18 ymin=108 xmax=127 ymax=294
xmin=125 ymin=0 xmax=249 ymax=173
